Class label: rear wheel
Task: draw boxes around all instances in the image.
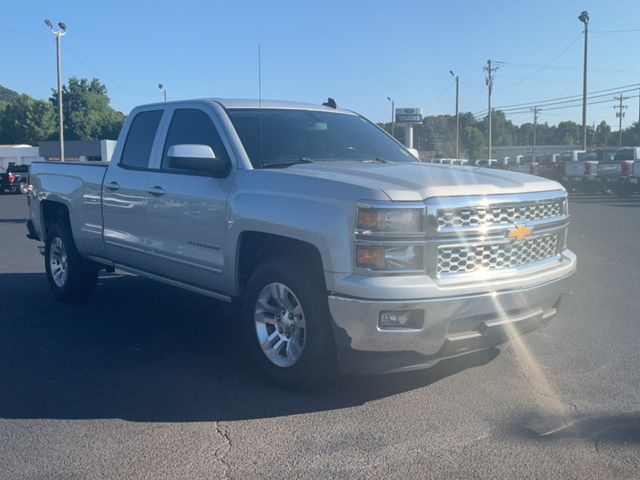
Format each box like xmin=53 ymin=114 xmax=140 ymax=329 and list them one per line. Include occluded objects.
xmin=45 ymin=222 xmax=98 ymax=302
xmin=614 ymin=183 xmax=633 ymax=198
xmin=242 ymin=255 xmax=336 ymax=389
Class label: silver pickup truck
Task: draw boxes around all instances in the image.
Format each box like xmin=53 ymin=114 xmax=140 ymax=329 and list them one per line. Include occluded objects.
xmin=25 ymin=98 xmax=576 ymax=388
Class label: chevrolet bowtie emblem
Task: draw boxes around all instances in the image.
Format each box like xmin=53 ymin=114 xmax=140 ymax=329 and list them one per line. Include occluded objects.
xmin=507 ymin=225 xmax=533 ymax=241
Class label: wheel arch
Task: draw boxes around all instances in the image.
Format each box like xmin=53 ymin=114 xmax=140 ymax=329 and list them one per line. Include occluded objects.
xmin=40 ymin=200 xmax=71 ymax=237
xmin=235 ymin=231 xmax=326 ymax=298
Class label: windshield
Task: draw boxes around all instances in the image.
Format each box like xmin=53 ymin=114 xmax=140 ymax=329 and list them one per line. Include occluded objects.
xmin=227 ymin=108 xmax=415 ymax=168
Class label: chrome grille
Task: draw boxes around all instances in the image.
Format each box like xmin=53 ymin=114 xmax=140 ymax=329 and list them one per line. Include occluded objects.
xmin=437 ymin=233 xmax=560 ymax=275
xmin=437 ymin=200 xmax=563 ymax=230
xmin=427 ymin=191 xmax=569 ymax=281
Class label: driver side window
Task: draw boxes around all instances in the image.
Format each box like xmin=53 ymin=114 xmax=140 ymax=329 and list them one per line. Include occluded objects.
xmin=161 ymin=108 xmax=230 ymax=170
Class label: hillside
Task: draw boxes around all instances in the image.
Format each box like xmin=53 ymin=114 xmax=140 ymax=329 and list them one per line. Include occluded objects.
xmin=0 ymin=85 xmax=19 ymax=103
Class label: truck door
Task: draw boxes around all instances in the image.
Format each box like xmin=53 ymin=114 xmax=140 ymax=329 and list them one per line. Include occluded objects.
xmin=140 ymin=106 xmax=234 ymax=294
xmin=102 ymin=109 xmax=164 ymax=270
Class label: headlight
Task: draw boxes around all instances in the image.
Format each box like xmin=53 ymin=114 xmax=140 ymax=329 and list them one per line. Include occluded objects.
xmin=356 ymin=207 xmax=424 ymax=235
xmin=356 ymin=244 xmax=424 ymax=271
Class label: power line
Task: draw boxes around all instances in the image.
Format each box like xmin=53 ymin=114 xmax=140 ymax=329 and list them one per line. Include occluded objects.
xmin=62 ymin=45 xmax=155 ymax=100
xmin=591 ymin=28 xmax=640 ymax=33
xmin=498 ymin=94 xmax=640 ymax=116
xmin=493 ymin=32 xmax=583 ymax=90
xmin=473 ymin=82 xmax=640 ymax=115
xmin=495 ymin=87 xmax=640 ymax=114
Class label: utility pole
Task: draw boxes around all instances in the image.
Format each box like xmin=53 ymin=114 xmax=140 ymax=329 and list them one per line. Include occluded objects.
xmin=450 ymin=71 xmax=459 ymax=159
xmin=578 ymin=11 xmax=589 ymax=151
xmin=44 ymin=19 xmax=67 ymax=162
xmin=387 ymin=97 xmax=395 ymax=138
xmin=483 ymin=59 xmax=498 ymax=159
xmin=614 ymin=95 xmax=628 ymax=147
xmin=531 ymin=106 xmax=540 ymax=162
xmin=159 ymin=84 xmax=167 ymax=102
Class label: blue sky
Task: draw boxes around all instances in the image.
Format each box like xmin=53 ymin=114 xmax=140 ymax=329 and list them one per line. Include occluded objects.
xmin=2 ymin=0 xmax=639 ymax=127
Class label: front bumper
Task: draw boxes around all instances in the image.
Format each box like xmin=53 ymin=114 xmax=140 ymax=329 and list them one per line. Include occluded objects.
xmin=329 ymin=255 xmax=576 ymax=374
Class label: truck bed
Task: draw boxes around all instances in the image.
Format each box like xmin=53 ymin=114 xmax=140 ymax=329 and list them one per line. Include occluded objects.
xmin=28 ymin=161 xmax=109 ymax=257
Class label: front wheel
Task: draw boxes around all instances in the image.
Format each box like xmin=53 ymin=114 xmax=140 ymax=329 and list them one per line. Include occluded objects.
xmin=45 ymin=222 xmax=98 ymax=302
xmin=242 ymin=255 xmax=336 ymax=389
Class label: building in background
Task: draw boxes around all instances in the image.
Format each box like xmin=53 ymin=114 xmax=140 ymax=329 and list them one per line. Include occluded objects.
xmin=38 ymin=140 xmax=116 ymax=162
xmin=0 ymin=145 xmax=41 ymax=169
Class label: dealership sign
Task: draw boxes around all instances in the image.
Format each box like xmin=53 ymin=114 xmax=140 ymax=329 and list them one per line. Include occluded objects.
xmin=395 ymin=108 xmax=423 ymax=124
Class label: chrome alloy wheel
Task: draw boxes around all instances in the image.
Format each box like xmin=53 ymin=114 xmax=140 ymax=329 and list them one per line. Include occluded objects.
xmin=49 ymin=237 xmax=68 ymax=288
xmin=254 ymin=282 xmax=306 ymax=367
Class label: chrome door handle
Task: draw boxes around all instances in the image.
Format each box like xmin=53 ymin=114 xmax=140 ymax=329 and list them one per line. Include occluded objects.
xmin=105 ymin=181 xmax=120 ymax=191
xmin=148 ymin=186 xmax=166 ymax=196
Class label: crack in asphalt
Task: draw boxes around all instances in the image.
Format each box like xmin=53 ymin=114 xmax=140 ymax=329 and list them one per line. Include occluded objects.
xmin=504 ymin=343 xmax=578 ymax=415
xmin=214 ymin=420 xmax=233 ymax=479
xmin=211 ymin=388 xmax=247 ymax=480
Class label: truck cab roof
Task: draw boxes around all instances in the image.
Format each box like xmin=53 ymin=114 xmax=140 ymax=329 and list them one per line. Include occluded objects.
xmin=132 ymin=98 xmax=356 ymax=115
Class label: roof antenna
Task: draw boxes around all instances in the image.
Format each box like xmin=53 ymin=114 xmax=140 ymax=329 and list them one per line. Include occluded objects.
xmin=258 ymin=43 xmax=263 ymax=169
xmin=323 ymin=97 xmax=337 ymax=109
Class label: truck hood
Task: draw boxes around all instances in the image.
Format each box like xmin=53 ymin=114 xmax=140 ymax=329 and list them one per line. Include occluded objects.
xmin=283 ymin=161 xmax=563 ymax=201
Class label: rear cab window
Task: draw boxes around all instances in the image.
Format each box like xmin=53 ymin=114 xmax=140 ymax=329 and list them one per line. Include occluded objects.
xmin=614 ymin=149 xmax=634 ymax=161
xmin=120 ymin=110 xmax=164 ymax=169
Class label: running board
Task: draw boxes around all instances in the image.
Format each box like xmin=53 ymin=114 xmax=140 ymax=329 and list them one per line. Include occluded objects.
xmin=115 ymin=264 xmax=232 ymax=303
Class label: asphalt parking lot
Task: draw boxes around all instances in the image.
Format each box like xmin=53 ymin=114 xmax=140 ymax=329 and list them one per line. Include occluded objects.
xmin=0 ymin=192 xmax=638 ymax=479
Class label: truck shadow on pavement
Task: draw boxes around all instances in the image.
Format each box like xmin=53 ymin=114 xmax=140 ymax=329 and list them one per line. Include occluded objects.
xmin=506 ymin=412 xmax=640 ymax=447
xmin=0 ymin=272 xmax=499 ymax=423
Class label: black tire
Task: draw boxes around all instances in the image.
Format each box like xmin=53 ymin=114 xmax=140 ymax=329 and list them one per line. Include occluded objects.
xmin=44 ymin=222 xmax=98 ymax=302
xmin=614 ymin=184 xmax=633 ymax=198
xmin=241 ymin=255 xmax=336 ymax=390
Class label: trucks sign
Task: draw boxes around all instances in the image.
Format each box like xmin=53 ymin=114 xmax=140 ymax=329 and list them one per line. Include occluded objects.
xmin=395 ymin=108 xmax=423 ymax=125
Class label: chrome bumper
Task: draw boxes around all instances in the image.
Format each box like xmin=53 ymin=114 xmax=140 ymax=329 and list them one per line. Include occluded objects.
xmin=329 ymin=260 xmax=575 ymax=372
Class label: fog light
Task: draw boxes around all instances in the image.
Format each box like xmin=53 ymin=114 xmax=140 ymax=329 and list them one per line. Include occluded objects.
xmin=378 ymin=310 xmax=424 ymax=330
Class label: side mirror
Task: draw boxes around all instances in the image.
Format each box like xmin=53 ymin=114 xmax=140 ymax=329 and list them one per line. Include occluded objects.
xmin=167 ymin=144 xmax=229 ymax=176
xmin=407 ymin=148 xmax=420 ymax=160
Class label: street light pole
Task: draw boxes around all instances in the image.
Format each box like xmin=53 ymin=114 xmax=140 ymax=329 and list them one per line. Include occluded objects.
xmin=450 ymin=71 xmax=459 ymax=159
xmin=44 ymin=19 xmax=66 ymax=162
xmin=387 ymin=96 xmax=395 ymax=138
xmin=159 ymin=84 xmax=167 ymax=102
xmin=578 ymin=10 xmax=589 ymax=152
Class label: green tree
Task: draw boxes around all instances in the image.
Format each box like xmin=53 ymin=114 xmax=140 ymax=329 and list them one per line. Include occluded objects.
xmin=552 ymin=121 xmax=581 ymax=145
xmin=461 ymin=126 xmax=485 ymax=158
xmin=622 ymin=121 xmax=640 ymax=146
xmin=50 ymin=77 xmax=125 ymax=141
xmin=0 ymin=94 xmax=56 ymax=144
xmin=0 ymin=85 xmax=19 ymax=103
xmin=594 ymin=121 xmax=611 ymax=146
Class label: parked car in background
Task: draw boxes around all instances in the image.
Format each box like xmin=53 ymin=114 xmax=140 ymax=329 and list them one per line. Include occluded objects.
xmin=505 ymin=155 xmax=540 ymax=175
xmin=599 ymin=147 xmax=640 ymax=197
xmin=536 ymin=154 xmax=560 ymax=180
xmin=557 ymin=150 xmax=586 ymax=192
xmin=24 ymin=97 xmax=576 ymax=388
xmin=575 ymin=147 xmax=618 ymax=194
xmin=474 ymin=159 xmax=499 ymax=168
xmin=0 ymin=164 xmax=29 ymax=194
